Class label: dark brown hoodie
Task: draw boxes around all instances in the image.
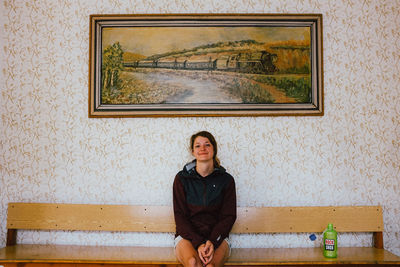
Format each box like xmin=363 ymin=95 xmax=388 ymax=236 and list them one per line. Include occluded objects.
xmin=173 ymin=161 xmax=237 ymax=249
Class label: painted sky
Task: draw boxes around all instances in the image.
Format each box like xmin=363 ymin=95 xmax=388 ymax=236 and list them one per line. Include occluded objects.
xmin=102 ymin=26 xmax=310 ymax=57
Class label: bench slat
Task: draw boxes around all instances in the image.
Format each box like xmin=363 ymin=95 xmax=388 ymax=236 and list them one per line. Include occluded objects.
xmin=7 ymin=203 xmax=383 ymax=234
xmin=233 ymin=206 xmax=384 ymax=233
xmin=1 ymin=245 xmax=400 ymax=265
xmin=7 ymin=203 xmax=175 ymax=232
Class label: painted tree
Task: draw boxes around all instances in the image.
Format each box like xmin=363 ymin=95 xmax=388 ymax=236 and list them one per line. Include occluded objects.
xmin=102 ymin=42 xmax=124 ymax=92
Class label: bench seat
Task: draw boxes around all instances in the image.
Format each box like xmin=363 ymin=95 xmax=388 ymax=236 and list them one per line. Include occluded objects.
xmin=1 ymin=203 xmax=400 ymax=266
xmin=1 ymin=244 xmax=400 ymax=266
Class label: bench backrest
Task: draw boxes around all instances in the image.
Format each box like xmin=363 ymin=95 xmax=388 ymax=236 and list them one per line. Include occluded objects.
xmin=6 ymin=203 xmax=384 ymax=248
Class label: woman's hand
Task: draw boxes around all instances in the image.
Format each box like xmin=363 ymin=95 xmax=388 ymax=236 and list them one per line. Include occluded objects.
xmin=198 ymin=240 xmax=214 ymax=265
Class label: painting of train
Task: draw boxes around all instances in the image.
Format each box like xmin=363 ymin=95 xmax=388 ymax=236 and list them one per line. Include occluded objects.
xmin=89 ymin=14 xmax=323 ymax=117
xmin=124 ymin=51 xmax=277 ymax=74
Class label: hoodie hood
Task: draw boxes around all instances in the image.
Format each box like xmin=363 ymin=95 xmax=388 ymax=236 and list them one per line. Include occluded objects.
xmin=183 ymin=160 xmax=226 ymax=177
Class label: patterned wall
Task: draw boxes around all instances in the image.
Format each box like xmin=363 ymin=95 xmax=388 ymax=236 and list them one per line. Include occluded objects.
xmin=0 ymin=0 xmax=399 ymax=256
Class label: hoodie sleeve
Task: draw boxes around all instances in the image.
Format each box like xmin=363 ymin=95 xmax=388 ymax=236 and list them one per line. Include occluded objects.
xmin=173 ymin=174 xmax=206 ymax=249
xmin=208 ymin=175 xmax=237 ymax=248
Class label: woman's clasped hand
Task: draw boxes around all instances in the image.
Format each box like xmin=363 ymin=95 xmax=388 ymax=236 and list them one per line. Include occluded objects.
xmin=198 ymin=240 xmax=214 ymax=265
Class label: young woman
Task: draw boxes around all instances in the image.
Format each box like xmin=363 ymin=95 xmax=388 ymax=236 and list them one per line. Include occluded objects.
xmin=173 ymin=131 xmax=237 ymax=267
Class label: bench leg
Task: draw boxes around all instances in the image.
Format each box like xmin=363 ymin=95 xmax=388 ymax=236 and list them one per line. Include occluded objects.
xmin=373 ymin=231 xmax=383 ymax=249
xmin=6 ymin=229 xmax=17 ymax=246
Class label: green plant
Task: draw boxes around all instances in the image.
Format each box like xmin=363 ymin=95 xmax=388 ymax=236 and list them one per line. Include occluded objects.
xmin=253 ymin=76 xmax=311 ymax=103
xmin=226 ymin=78 xmax=274 ymax=104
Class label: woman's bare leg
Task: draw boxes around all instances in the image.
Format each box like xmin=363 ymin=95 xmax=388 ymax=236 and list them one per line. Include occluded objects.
xmin=175 ymin=238 xmax=203 ymax=267
xmin=206 ymin=240 xmax=230 ymax=267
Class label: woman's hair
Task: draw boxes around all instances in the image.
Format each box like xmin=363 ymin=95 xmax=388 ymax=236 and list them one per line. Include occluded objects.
xmin=190 ymin=131 xmax=221 ymax=167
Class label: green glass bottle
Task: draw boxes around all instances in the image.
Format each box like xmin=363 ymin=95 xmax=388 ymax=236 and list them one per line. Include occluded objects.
xmin=323 ymin=223 xmax=337 ymax=258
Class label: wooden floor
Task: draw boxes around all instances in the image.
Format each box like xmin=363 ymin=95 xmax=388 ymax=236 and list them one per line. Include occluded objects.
xmin=1 ymin=245 xmax=400 ymax=266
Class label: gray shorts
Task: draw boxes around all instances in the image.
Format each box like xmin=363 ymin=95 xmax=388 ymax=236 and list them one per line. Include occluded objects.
xmin=174 ymin=235 xmax=231 ymax=256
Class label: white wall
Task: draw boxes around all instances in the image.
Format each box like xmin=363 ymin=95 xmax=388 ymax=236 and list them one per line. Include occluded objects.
xmin=0 ymin=0 xmax=399 ymax=256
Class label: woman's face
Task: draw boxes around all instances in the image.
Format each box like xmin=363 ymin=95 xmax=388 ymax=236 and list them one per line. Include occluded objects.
xmin=192 ymin=136 xmax=214 ymax=163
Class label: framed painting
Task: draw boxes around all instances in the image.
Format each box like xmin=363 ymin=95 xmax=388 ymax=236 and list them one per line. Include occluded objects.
xmin=89 ymin=14 xmax=323 ymax=117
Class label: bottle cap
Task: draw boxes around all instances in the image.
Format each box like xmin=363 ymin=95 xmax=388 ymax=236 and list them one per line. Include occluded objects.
xmin=309 ymin=234 xmax=316 ymax=241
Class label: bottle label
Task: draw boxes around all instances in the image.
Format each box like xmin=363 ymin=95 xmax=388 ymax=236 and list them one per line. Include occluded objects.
xmin=324 ymin=239 xmax=335 ymax=251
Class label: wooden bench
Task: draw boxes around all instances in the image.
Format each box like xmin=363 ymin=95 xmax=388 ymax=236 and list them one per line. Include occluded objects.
xmin=1 ymin=203 xmax=400 ymax=266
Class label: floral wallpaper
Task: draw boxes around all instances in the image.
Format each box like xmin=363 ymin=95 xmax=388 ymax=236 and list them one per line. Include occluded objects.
xmin=0 ymin=0 xmax=399 ymax=256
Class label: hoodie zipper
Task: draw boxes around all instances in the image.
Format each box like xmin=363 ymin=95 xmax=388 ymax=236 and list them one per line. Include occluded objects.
xmin=202 ymin=179 xmax=207 ymax=206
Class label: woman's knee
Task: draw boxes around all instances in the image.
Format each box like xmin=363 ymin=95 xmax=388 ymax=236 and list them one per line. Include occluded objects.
xmin=186 ymin=256 xmax=200 ymax=267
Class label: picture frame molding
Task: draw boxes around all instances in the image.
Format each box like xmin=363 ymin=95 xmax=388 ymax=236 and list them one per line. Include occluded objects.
xmin=88 ymin=13 xmax=323 ymax=117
